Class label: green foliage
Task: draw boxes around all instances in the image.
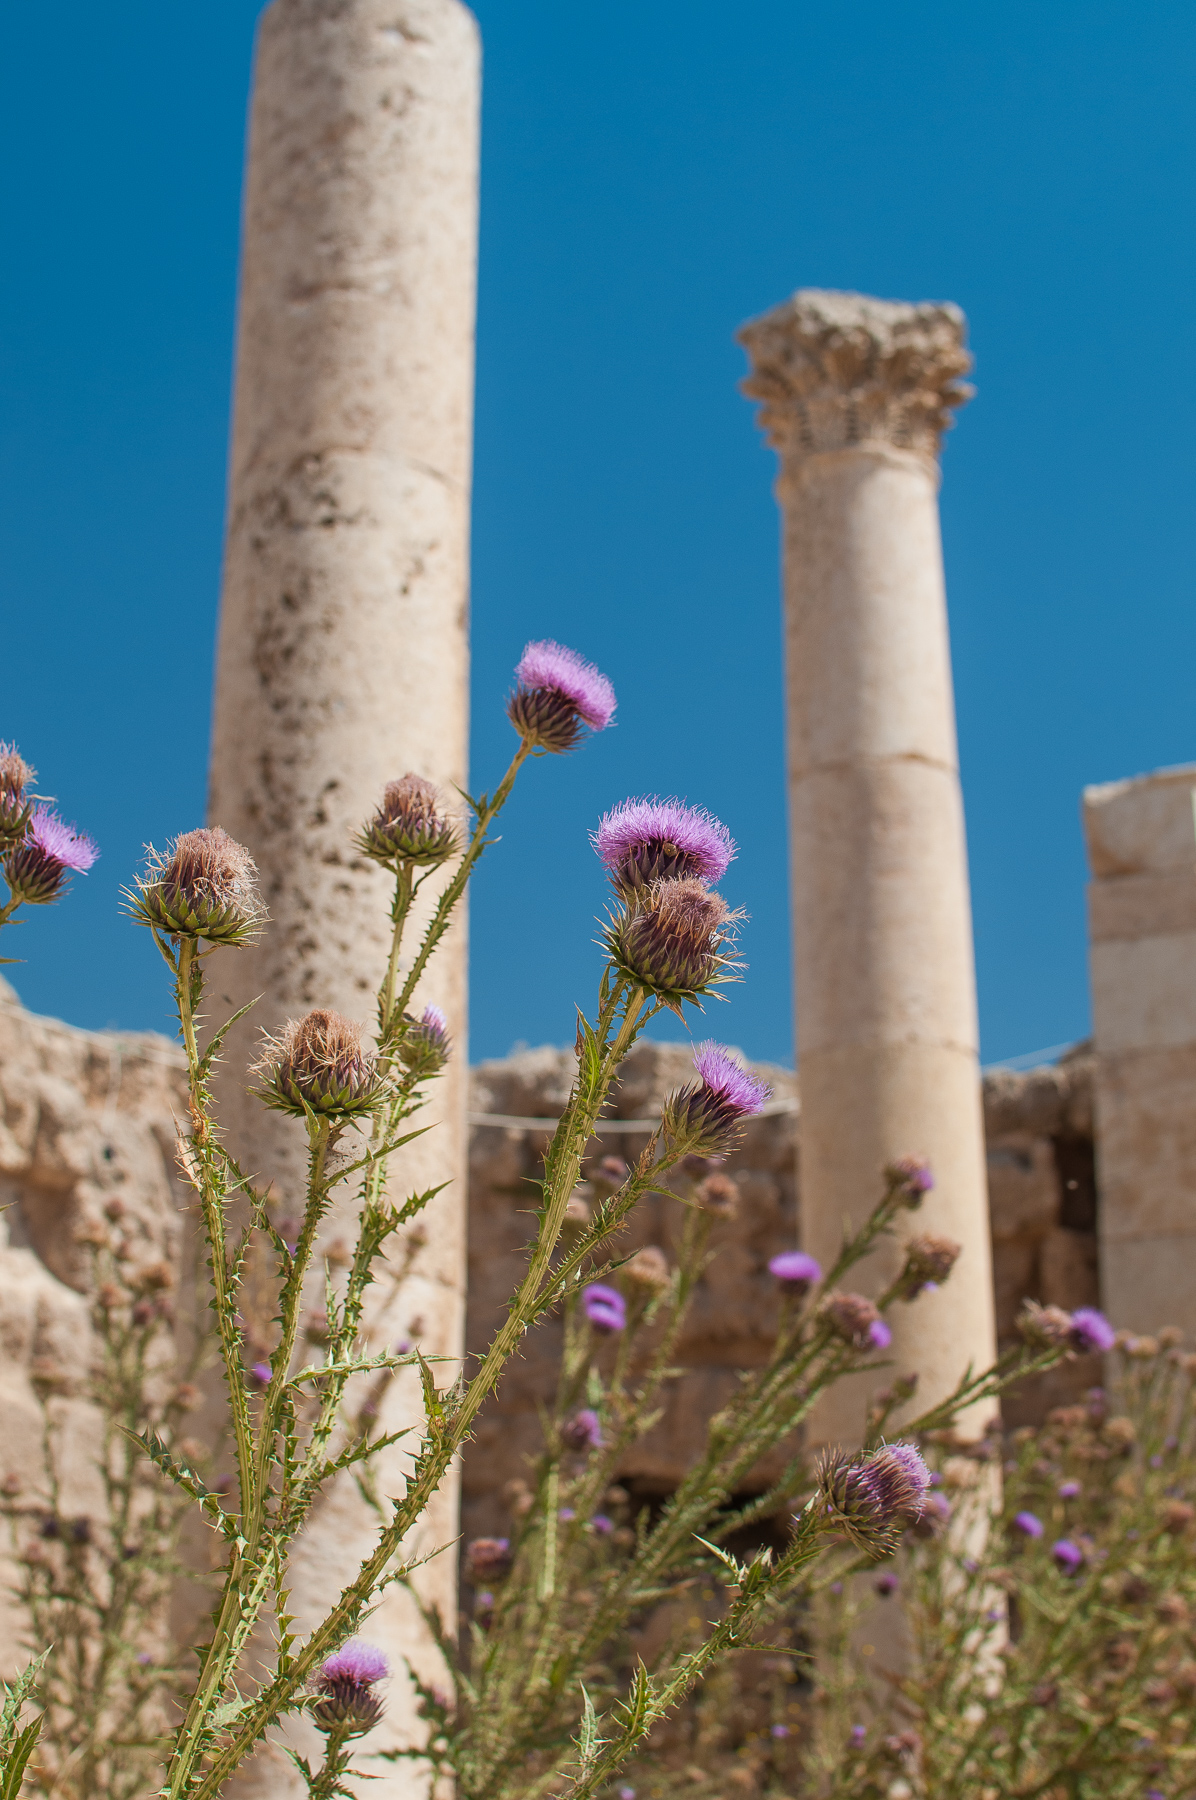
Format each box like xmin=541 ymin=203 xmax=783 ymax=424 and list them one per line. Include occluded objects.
xmin=0 ymin=1653 xmax=48 ymax=1800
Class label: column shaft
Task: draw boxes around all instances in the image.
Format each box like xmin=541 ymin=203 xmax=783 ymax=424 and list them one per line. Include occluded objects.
xmin=739 ymin=291 xmax=996 ymax=1443
xmin=206 ymin=1 xmax=479 ymax=1791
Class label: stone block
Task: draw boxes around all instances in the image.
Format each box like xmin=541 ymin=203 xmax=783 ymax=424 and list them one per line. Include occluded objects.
xmin=1090 ymin=934 xmax=1196 ymax=1053
xmin=1039 ymin=1227 xmax=1100 ymax=1314
xmin=1083 ymin=766 xmax=1196 ymax=878
xmin=1100 ymin=1232 xmax=1196 ymax=1336
xmin=1095 ymin=1045 xmax=1196 ymax=1241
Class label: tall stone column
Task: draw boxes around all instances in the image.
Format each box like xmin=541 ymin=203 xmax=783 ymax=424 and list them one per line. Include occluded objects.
xmin=205 ymin=1 xmax=479 ymax=1791
xmin=738 ymin=290 xmax=996 ymax=1444
xmin=1084 ymin=765 xmax=1196 ymax=1336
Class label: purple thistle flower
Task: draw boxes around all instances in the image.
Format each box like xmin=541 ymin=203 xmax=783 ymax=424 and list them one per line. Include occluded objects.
xmin=874 ymin=1572 xmax=899 ymax=1597
xmin=508 ymin=639 xmax=616 ymax=752
xmin=1057 ymin=1479 xmax=1082 ymax=1499
xmin=869 ymin=1318 xmax=893 ymax=1350
xmin=5 ymin=807 xmax=98 ymax=906
xmin=1070 ymin=1306 xmax=1116 ymax=1354
xmin=1014 ymin=1511 xmax=1044 ymax=1538
xmin=618 ymin=1788 xmax=636 ymax=1800
xmin=591 ymin=1513 xmax=614 ymax=1534
xmin=249 ymin=1361 xmax=272 ymax=1387
xmin=399 ymin=1003 xmax=452 ymax=1078
xmin=583 ymin=1283 xmax=626 ymax=1333
xmin=562 ymin=1408 xmax=604 ymax=1451
xmin=770 ymin=1722 xmax=791 ymax=1738
xmin=466 ymin=1537 xmax=512 ymax=1581
xmin=312 ymin=1640 xmax=388 ymax=1737
xmin=558 ymin=1507 xmax=576 ymax=1522
xmin=769 ymin=1250 xmax=822 ymax=1290
xmin=850 ymin=1724 xmax=866 ymax=1748
xmin=1052 ymin=1538 xmax=1084 ymax=1572
xmin=662 ymin=1043 xmax=770 ymax=1157
xmin=593 ymin=796 xmax=735 ymax=895
xmin=818 ymin=1441 xmax=930 ymax=1555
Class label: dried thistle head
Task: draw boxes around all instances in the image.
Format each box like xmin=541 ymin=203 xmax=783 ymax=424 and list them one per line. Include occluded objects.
xmin=358 ymin=774 xmax=459 ymax=869
xmin=622 ymin=1245 xmax=671 ymax=1294
xmin=0 ymin=743 xmax=35 ymax=847
xmin=128 ymin=827 xmax=265 ymax=945
xmin=608 ymin=879 xmax=738 ymax=1006
xmin=254 ymin=1009 xmax=383 ymax=1120
xmin=899 ymin=1233 xmax=962 ymax=1298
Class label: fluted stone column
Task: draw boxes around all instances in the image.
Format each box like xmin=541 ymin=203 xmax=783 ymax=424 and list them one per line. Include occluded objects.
xmin=206 ymin=2 xmax=479 ymax=1790
xmin=738 ymin=290 xmax=996 ymax=1444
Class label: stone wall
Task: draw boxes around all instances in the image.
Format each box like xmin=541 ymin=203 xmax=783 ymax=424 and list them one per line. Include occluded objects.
xmin=0 ymin=981 xmax=1104 ymax=1659
xmin=0 ymin=978 xmax=190 ymax=1675
xmin=462 ymin=1041 xmax=1100 ymax=1544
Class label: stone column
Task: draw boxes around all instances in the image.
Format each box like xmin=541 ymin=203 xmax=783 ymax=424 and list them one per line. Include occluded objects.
xmin=738 ymin=290 xmax=996 ymax=1444
xmin=206 ymin=1 xmax=479 ymax=1791
xmin=1083 ymin=766 xmax=1196 ymax=1336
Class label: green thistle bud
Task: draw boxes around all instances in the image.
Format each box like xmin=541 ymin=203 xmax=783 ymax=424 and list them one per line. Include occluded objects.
xmin=127 ymin=827 xmax=266 ymax=945
xmin=358 ymin=774 xmax=459 ymax=869
xmin=253 ymin=1009 xmax=384 ymax=1120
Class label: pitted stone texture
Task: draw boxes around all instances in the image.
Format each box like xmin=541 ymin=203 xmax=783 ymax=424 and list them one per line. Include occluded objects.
xmin=205 ymin=1 xmax=479 ymax=1790
xmin=0 ymin=977 xmax=189 ymax=1676
xmin=737 ymin=289 xmax=972 ymax=464
xmin=1084 ymin=766 xmax=1196 ymax=1335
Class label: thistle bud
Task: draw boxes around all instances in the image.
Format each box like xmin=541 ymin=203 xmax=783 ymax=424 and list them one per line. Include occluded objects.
xmin=695 ymin=1171 xmax=739 ymax=1216
xmin=397 ymin=1004 xmax=451 ymax=1078
xmin=593 ymin=797 xmax=735 ymax=895
xmin=0 ymin=744 xmax=35 ymax=849
xmin=358 ymin=774 xmax=459 ymax=869
xmin=311 ymin=1641 xmax=388 ymax=1737
xmin=661 ymin=1042 xmax=769 ymax=1157
xmin=817 ymin=1441 xmax=930 ymax=1557
xmin=824 ymin=1291 xmax=891 ymax=1351
xmin=583 ymin=1283 xmax=626 ymax=1334
xmin=507 ymin=639 xmax=616 ymax=753
xmin=899 ymin=1233 xmax=961 ymax=1298
xmin=127 ymin=827 xmax=264 ymax=945
xmin=1017 ymin=1301 xmax=1076 ymax=1352
xmin=622 ymin=1245 xmax=671 ymax=1294
xmin=254 ymin=1010 xmax=383 ymax=1120
xmin=608 ymin=879 xmax=734 ymax=1003
xmin=562 ymin=1408 xmax=604 ymax=1452
xmin=465 ymin=1537 xmax=513 ymax=1582
xmin=4 ymin=808 xmax=98 ymax=905
xmin=885 ymin=1157 xmax=934 ymax=1207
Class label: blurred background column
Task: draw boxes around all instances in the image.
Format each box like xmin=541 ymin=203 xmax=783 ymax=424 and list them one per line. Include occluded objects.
xmin=738 ymin=290 xmax=996 ymax=1444
xmin=206 ymin=0 xmax=479 ymax=1790
xmin=1084 ymin=766 xmax=1196 ymax=1337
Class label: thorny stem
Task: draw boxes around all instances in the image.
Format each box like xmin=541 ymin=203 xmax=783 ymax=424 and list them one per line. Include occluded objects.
xmin=306 ymin=1722 xmax=354 ymax=1800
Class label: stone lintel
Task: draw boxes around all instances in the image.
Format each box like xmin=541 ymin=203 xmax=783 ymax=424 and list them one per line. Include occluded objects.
xmin=737 ymin=287 xmax=973 ymax=463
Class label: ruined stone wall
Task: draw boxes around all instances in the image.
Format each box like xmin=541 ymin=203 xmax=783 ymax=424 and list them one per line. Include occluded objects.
xmin=0 ymin=981 xmax=1103 ymax=1661
xmin=0 ymin=978 xmax=190 ymax=1676
xmin=462 ymin=1041 xmax=1100 ymax=1543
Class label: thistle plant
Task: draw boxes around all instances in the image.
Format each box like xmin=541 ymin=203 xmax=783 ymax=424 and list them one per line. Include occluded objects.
xmin=0 ymin=659 xmax=1089 ymax=1800
xmin=0 ymin=742 xmax=97 ymax=944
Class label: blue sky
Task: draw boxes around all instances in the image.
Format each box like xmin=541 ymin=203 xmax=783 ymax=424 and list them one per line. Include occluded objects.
xmin=2 ymin=1 xmax=1195 ymax=1068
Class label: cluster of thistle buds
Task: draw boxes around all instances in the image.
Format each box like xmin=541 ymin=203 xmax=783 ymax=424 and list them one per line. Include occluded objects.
xmin=0 ymin=742 xmax=98 ymax=907
xmin=309 ymin=1642 xmax=389 ymax=1738
xmin=815 ymin=1441 xmax=931 ymax=1558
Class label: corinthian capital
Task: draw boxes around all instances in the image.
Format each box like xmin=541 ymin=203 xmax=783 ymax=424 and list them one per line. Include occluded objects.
xmin=737 ymin=288 xmax=973 ymax=464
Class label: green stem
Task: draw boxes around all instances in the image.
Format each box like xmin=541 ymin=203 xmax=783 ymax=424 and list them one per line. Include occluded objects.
xmin=378 ymin=866 xmax=416 ymax=1041
xmin=306 ymin=1723 xmax=353 ymax=1800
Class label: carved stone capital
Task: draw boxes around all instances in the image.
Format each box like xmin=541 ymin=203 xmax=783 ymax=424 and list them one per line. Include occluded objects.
xmin=737 ymin=288 xmax=973 ymax=464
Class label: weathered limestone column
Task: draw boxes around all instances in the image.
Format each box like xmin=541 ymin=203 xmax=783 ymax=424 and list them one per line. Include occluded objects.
xmin=206 ymin=1 xmax=479 ymax=1790
xmin=738 ymin=290 xmax=996 ymax=1443
xmin=1084 ymin=766 xmax=1196 ymax=1335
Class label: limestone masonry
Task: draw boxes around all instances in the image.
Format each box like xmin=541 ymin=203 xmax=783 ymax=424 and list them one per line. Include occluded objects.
xmin=0 ymin=981 xmax=1101 ymax=1677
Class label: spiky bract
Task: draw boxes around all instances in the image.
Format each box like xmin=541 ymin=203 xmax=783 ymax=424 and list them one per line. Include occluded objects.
xmin=128 ymin=827 xmax=265 ymax=945
xmin=607 ymin=879 xmax=735 ymax=1005
xmin=254 ymin=1010 xmax=383 ymax=1120
xmin=0 ymin=743 xmax=34 ymax=849
xmin=817 ymin=1441 xmax=930 ymax=1557
xmin=358 ymin=774 xmax=459 ymax=869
